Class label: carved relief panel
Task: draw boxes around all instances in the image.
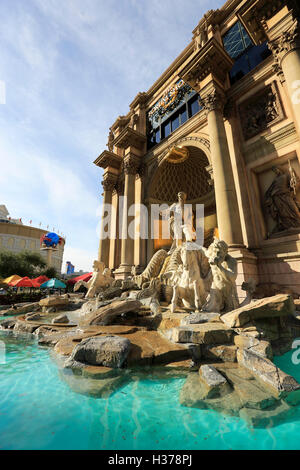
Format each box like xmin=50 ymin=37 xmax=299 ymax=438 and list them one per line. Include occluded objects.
xmin=238 ymin=82 xmax=284 ymax=141
xmin=256 ymin=157 xmax=300 ymax=238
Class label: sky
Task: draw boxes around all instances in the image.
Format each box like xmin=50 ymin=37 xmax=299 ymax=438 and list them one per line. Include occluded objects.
xmin=0 ymin=0 xmax=222 ymax=272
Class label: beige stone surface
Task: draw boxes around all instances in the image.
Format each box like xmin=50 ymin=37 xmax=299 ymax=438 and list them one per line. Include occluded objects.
xmin=158 ymin=312 xmax=189 ymax=331
xmin=39 ymin=297 xmax=69 ymax=308
xmin=80 ymin=299 xmax=142 ymax=326
xmin=202 ymin=344 xmax=237 ymax=362
xmin=237 ymin=348 xmax=300 ymax=404
xmin=221 ymin=294 xmax=295 ymax=328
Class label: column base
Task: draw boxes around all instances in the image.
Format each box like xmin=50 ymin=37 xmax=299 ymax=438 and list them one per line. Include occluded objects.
xmin=228 ymin=247 xmax=258 ymax=302
xmin=114 ymin=264 xmax=134 ymax=280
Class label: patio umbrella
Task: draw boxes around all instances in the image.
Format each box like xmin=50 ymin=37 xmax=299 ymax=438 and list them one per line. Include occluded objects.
xmin=3 ymin=275 xmax=22 ymax=285
xmin=40 ymin=278 xmax=66 ymax=289
xmin=67 ymin=272 xmax=92 ymax=285
xmin=13 ymin=277 xmax=35 ymax=288
xmin=32 ymin=275 xmax=49 ymax=286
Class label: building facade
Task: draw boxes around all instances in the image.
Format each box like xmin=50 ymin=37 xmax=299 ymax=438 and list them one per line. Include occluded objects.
xmin=0 ymin=205 xmax=65 ymax=273
xmin=95 ymin=0 xmax=300 ymax=297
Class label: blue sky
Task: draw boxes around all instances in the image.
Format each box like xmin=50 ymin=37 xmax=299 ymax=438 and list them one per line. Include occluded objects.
xmin=0 ymin=0 xmax=222 ymax=272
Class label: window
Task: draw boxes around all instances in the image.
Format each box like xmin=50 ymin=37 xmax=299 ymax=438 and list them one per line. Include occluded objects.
xmin=223 ymin=21 xmax=271 ymax=85
xmin=171 ymin=113 xmax=180 ymax=132
xmin=223 ymin=21 xmax=252 ymax=59
xmin=147 ymin=93 xmax=201 ymax=149
xmin=188 ymin=96 xmax=200 ymax=117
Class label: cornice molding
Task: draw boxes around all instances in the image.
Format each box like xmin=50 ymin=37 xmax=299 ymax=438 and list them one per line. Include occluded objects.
xmin=114 ymin=127 xmax=146 ymax=150
xmin=94 ymin=150 xmax=123 ymax=170
xmin=178 ymin=37 xmax=233 ymax=90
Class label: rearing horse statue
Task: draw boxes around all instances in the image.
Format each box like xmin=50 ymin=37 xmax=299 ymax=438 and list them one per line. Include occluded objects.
xmin=168 ymin=242 xmax=210 ymax=313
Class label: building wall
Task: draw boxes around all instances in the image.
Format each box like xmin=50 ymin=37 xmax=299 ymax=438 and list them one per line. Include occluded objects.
xmin=0 ymin=222 xmax=65 ymax=273
xmin=95 ymin=0 xmax=300 ymax=293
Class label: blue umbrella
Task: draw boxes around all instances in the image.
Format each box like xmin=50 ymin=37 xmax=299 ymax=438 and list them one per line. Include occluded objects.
xmin=40 ymin=278 xmax=66 ymax=289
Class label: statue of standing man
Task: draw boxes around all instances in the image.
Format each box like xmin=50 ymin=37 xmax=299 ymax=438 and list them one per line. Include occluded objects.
xmin=161 ymin=192 xmax=196 ymax=253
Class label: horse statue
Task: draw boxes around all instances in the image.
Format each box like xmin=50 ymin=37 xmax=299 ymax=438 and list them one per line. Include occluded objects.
xmin=167 ymin=242 xmax=210 ymax=313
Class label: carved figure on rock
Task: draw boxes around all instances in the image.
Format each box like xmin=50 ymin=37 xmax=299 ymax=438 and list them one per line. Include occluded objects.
xmin=168 ymin=242 xmax=210 ymax=313
xmin=240 ymin=278 xmax=258 ymax=307
xmin=265 ymin=165 xmax=300 ymax=235
xmin=202 ymin=238 xmax=239 ymax=313
xmin=74 ymin=260 xmax=114 ymax=299
xmin=134 ymin=249 xmax=168 ymax=288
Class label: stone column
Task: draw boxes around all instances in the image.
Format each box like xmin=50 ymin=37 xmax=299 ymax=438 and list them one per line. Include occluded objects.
xmin=269 ymin=20 xmax=300 ymax=135
xmin=115 ymin=153 xmax=140 ymax=279
xmin=98 ymin=172 xmax=117 ymax=267
xmin=200 ymin=89 xmax=244 ymax=247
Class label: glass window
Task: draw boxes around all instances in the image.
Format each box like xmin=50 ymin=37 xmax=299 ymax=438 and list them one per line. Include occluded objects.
xmin=188 ymin=96 xmax=200 ymax=118
xmin=223 ymin=21 xmax=252 ymax=59
xmin=171 ymin=113 xmax=180 ymax=132
xmin=162 ymin=121 xmax=171 ymax=139
xmin=223 ymin=22 xmax=272 ymax=85
xmin=180 ymin=107 xmax=187 ymax=125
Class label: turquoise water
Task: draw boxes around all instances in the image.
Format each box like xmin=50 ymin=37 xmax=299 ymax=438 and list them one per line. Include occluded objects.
xmin=0 ymin=330 xmax=300 ymax=450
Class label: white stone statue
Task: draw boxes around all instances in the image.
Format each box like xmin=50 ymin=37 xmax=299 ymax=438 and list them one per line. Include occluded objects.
xmin=202 ymin=238 xmax=239 ymax=313
xmin=161 ymin=192 xmax=195 ymax=253
xmin=168 ymin=242 xmax=210 ymax=313
xmin=74 ymin=260 xmax=114 ymax=299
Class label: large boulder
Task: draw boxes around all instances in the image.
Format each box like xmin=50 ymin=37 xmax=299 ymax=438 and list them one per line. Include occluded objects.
xmin=234 ymin=335 xmax=273 ymax=360
xmin=80 ymin=299 xmax=142 ymax=326
xmin=221 ymin=294 xmax=295 ymax=328
xmin=237 ymin=348 xmax=300 ymax=404
xmin=25 ymin=313 xmax=42 ymax=321
xmin=168 ymin=323 xmax=234 ymax=345
xmin=180 ymin=363 xmax=288 ymax=425
xmin=66 ymin=335 xmax=131 ymax=368
xmin=199 ymin=365 xmax=230 ymax=398
xmin=52 ymin=314 xmax=69 ymax=324
xmin=1 ymin=302 xmax=40 ymax=316
xmin=202 ymin=344 xmax=237 ymax=362
xmin=39 ymin=296 xmax=69 ymax=308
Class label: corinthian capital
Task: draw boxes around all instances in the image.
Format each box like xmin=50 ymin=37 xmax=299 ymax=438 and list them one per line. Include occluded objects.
xmin=268 ymin=19 xmax=300 ymax=64
xmin=102 ymin=173 xmax=117 ymax=192
xmin=123 ymin=154 xmax=141 ymax=175
xmin=199 ymin=90 xmax=226 ymax=115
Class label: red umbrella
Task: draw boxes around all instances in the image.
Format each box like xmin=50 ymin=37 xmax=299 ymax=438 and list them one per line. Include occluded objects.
xmin=32 ymin=275 xmax=49 ymax=286
xmin=67 ymin=272 xmax=92 ymax=285
xmin=13 ymin=277 xmax=35 ymax=288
